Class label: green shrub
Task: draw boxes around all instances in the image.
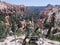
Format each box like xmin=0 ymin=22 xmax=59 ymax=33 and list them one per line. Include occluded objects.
xmin=48 ymin=35 xmax=60 ymax=42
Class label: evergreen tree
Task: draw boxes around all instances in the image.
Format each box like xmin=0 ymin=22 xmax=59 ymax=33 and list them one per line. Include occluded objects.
xmin=0 ymin=21 xmax=6 ymax=39
xmin=46 ymin=12 xmax=56 ymax=38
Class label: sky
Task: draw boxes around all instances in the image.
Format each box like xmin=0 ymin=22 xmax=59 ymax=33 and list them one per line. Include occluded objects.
xmin=1 ymin=0 xmax=60 ymax=6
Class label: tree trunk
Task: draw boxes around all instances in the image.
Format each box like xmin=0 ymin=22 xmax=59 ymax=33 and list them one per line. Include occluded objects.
xmin=45 ymin=24 xmax=52 ymax=38
xmin=22 ymin=34 xmax=28 ymax=45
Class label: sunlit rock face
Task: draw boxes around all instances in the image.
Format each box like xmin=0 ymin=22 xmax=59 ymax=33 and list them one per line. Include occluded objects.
xmin=39 ymin=4 xmax=60 ymax=23
xmin=48 ymin=5 xmax=60 ymax=23
xmin=20 ymin=5 xmax=26 ymax=12
xmin=54 ymin=6 xmax=60 ymax=22
xmin=39 ymin=5 xmax=53 ymax=19
xmin=18 ymin=20 xmax=26 ymax=28
xmin=37 ymin=19 xmax=43 ymax=27
xmin=0 ymin=2 xmax=26 ymax=15
xmin=0 ymin=2 xmax=7 ymax=9
xmin=4 ymin=15 xmax=10 ymax=25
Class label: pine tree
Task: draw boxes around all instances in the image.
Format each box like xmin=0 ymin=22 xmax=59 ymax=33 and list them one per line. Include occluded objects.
xmin=0 ymin=21 xmax=6 ymax=39
xmin=46 ymin=12 xmax=56 ymax=38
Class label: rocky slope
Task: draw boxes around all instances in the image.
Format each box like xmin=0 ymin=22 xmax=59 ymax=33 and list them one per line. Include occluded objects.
xmin=0 ymin=35 xmax=60 ymax=45
xmin=0 ymin=2 xmax=26 ymax=15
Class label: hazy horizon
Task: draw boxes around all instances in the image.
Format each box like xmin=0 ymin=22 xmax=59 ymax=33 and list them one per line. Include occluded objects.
xmin=0 ymin=0 xmax=60 ymax=6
